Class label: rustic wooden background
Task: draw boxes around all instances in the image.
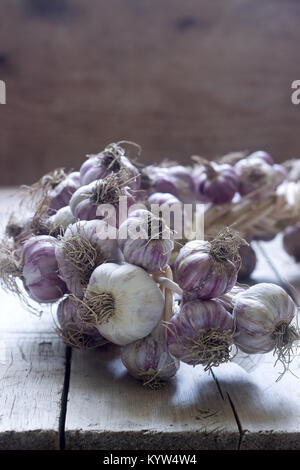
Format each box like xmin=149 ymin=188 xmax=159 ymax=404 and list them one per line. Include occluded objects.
xmin=0 ymin=0 xmax=300 ymax=185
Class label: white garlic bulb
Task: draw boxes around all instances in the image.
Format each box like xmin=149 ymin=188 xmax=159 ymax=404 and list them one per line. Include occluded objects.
xmin=233 ymin=283 xmax=299 ymax=356
xmin=84 ymin=262 xmax=164 ymax=345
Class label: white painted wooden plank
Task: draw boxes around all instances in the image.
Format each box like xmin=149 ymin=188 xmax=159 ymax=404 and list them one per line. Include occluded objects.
xmin=65 ymin=345 xmax=240 ymax=450
xmin=213 ymin=234 xmax=300 ymax=449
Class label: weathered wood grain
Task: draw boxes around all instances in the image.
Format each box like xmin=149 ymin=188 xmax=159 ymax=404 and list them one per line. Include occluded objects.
xmin=212 ymin=236 xmax=300 ymax=450
xmin=1 ymin=0 xmax=300 ymax=185
xmin=0 ymin=188 xmax=66 ymax=450
xmin=64 ymin=344 xmax=240 ymax=450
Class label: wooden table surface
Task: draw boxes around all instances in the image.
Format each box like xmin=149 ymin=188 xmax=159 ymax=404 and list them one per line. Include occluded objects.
xmin=0 ymin=188 xmax=299 ymax=450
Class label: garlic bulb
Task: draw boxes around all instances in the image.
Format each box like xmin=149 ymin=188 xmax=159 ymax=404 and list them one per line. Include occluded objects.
xmin=22 ymin=235 xmax=67 ymax=302
xmin=70 ymin=174 xmax=134 ymax=223
xmin=47 ymin=171 xmax=80 ymax=215
xmin=55 ymin=220 xmax=123 ymax=297
xmin=57 ymin=295 xmax=108 ymax=349
xmin=118 ymin=211 xmax=174 ymax=273
xmin=174 ymin=230 xmax=243 ymax=300
xmin=84 ymin=262 xmax=164 ymax=345
xmin=237 ymin=243 xmax=257 ymax=280
xmin=166 ymin=298 xmax=234 ymax=369
xmin=147 ymin=192 xmax=182 ymax=231
xmin=121 ymin=321 xmax=180 ymax=388
xmin=195 ymin=161 xmax=239 ymax=204
xmin=283 ymin=223 xmax=300 ymax=262
xmin=48 ymin=206 xmax=77 ymax=234
xmin=233 ymin=284 xmax=299 ymax=369
xmin=142 ymin=165 xmax=197 ymax=203
xmin=79 ymin=142 xmax=141 ymax=190
xmin=235 ymin=156 xmax=286 ymax=197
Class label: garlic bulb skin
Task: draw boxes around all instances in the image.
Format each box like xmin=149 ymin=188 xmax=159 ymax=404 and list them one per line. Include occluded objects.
xmin=166 ymin=299 xmax=234 ymax=368
xmin=121 ymin=321 xmax=180 ymax=385
xmin=22 ymin=235 xmax=67 ymax=303
xmin=55 ymin=220 xmax=123 ymax=297
xmin=118 ymin=212 xmax=174 ymax=273
xmin=48 ymin=171 xmax=80 ymax=215
xmin=174 ymin=238 xmax=239 ymax=300
xmin=85 ymin=262 xmax=164 ymax=345
xmin=233 ymin=283 xmax=298 ymax=354
xmin=248 ymin=150 xmax=274 ymax=166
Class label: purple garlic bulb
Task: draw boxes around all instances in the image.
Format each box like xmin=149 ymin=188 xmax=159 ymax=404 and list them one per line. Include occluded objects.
xmin=47 ymin=171 xmax=80 ymax=215
xmin=118 ymin=210 xmax=174 ymax=273
xmin=57 ymin=296 xmax=109 ymax=349
xmin=233 ymin=283 xmax=299 ymax=360
xmin=70 ymin=175 xmax=135 ymax=224
xmin=174 ymin=230 xmax=243 ymax=300
xmin=55 ymin=219 xmax=123 ymax=297
xmin=143 ymin=165 xmax=197 ymax=203
xmin=79 ymin=142 xmax=141 ymax=190
xmin=235 ymin=156 xmax=286 ymax=198
xmin=166 ymin=298 xmax=234 ymax=369
xmin=195 ymin=162 xmax=239 ymax=204
xmin=237 ymin=244 xmax=257 ymax=281
xmin=22 ymin=235 xmax=67 ymax=303
xmin=121 ymin=321 xmax=180 ymax=387
xmin=147 ymin=192 xmax=182 ymax=231
xmin=283 ymin=223 xmax=300 ymax=262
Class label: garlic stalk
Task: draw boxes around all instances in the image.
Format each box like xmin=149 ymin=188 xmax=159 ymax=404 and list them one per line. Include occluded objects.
xmin=83 ymin=262 xmax=164 ymax=345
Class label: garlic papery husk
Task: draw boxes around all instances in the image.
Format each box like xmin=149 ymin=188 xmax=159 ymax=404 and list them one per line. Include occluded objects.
xmin=69 ymin=173 xmax=134 ymax=223
xmin=57 ymin=295 xmax=109 ymax=349
xmin=234 ymin=156 xmax=286 ymax=198
xmin=218 ymin=285 xmax=248 ymax=314
xmin=118 ymin=212 xmax=174 ymax=273
xmin=121 ymin=321 xmax=180 ymax=388
xmin=174 ymin=229 xmax=244 ymax=300
xmin=47 ymin=206 xmax=77 ymax=236
xmin=283 ymin=223 xmax=300 ymax=262
xmin=237 ymin=243 xmax=257 ymax=281
xmin=83 ymin=262 xmax=164 ymax=345
xmin=166 ymin=298 xmax=234 ymax=369
xmin=79 ymin=142 xmax=141 ymax=190
xmin=47 ymin=171 xmax=80 ymax=215
xmin=233 ymin=283 xmax=299 ymax=375
xmin=55 ymin=220 xmax=123 ymax=297
xmin=194 ymin=161 xmax=239 ymax=205
xmin=22 ymin=235 xmax=67 ymax=303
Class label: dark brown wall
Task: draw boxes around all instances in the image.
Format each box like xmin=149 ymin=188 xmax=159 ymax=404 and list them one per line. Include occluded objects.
xmin=0 ymin=0 xmax=300 ymax=185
